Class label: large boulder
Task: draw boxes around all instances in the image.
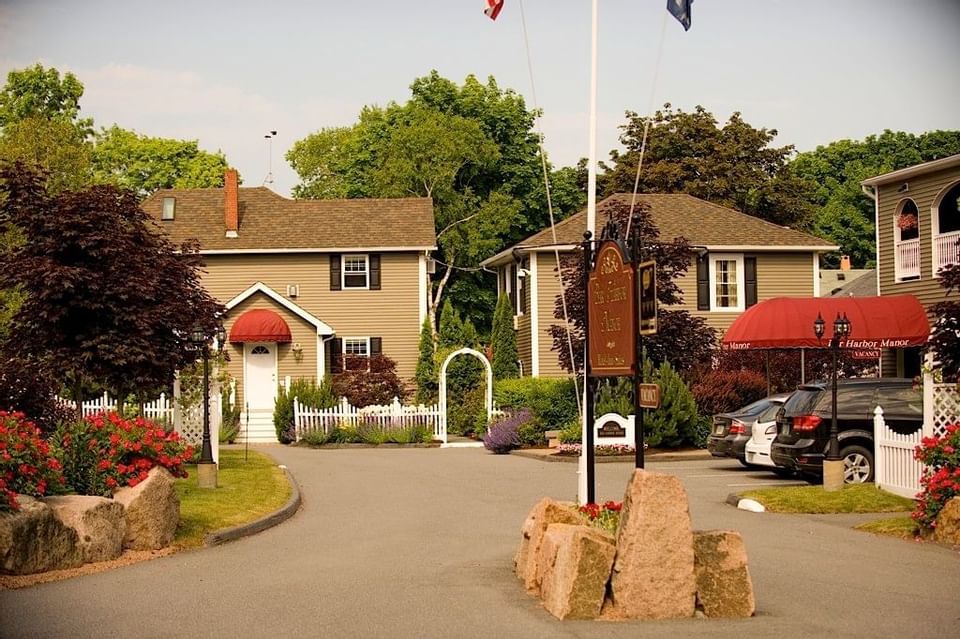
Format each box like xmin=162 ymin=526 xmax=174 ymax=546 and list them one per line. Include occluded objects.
xmin=45 ymin=495 xmax=126 ymax=563
xmin=537 ymin=523 xmax=616 ymax=620
xmin=0 ymin=495 xmax=82 ymax=575
xmin=113 ymin=467 xmax=180 ymax=550
xmin=514 ymin=497 xmax=583 ymax=593
xmin=608 ymin=470 xmax=697 ymax=619
xmin=934 ymin=496 xmax=960 ymax=546
xmin=693 ymin=530 xmax=755 ymax=618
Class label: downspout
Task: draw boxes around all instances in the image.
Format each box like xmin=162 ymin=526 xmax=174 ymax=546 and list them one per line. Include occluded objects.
xmin=862 ymin=183 xmax=882 ymax=376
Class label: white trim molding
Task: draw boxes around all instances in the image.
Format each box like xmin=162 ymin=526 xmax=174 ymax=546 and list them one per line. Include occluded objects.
xmin=225 ymin=281 xmax=335 ymax=335
xmin=529 ymin=253 xmax=540 ymax=377
xmin=813 ymin=253 xmax=821 ymax=297
xmin=418 ymin=253 xmax=428 ymax=328
xmin=708 ymin=253 xmax=745 ymax=312
xmin=200 ymin=245 xmax=436 ymax=255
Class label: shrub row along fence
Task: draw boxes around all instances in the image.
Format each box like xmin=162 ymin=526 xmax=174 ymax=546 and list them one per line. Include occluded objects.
xmin=293 ymin=396 xmax=445 ymax=442
xmin=874 ymin=382 xmax=960 ymax=499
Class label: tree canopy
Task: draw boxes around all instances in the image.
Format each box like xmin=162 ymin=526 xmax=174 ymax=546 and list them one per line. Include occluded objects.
xmin=0 ymin=64 xmax=91 ymax=134
xmin=789 ymin=129 xmax=960 ymax=267
xmin=601 ymin=104 xmax=815 ymax=227
xmin=0 ymin=163 xmax=224 ymax=405
xmin=287 ymin=71 xmax=585 ymax=333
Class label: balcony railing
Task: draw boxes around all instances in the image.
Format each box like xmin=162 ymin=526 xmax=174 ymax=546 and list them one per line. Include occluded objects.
xmin=935 ymin=230 xmax=960 ymax=273
xmin=895 ymin=237 xmax=920 ymax=281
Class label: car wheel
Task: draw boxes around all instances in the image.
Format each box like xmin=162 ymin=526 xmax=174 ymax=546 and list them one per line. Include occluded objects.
xmin=772 ymin=468 xmax=795 ymax=478
xmin=841 ymin=445 xmax=874 ymax=484
xmin=737 ymin=457 xmax=756 ymax=468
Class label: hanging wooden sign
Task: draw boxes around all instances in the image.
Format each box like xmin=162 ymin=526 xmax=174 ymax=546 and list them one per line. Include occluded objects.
xmin=638 ymin=260 xmax=657 ymax=336
xmin=588 ymin=240 xmax=636 ymax=377
xmin=638 ymin=383 xmax=661 ymax=409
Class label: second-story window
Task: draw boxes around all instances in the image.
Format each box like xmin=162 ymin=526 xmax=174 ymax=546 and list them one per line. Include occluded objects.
xmin=342 ymin=254 xmax=369 ymax=289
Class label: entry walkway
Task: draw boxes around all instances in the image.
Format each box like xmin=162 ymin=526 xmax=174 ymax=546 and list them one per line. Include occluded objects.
xmin=2 ymin=447 xmax=957 ymax=638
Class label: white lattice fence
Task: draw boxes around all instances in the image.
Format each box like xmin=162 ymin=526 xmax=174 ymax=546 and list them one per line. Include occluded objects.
xmin=931 ymin=383 xmax=960 ymax=438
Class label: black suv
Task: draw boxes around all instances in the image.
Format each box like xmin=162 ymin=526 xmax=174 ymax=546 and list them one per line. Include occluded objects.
xmin=770 ymin=378 xmax=922 ymax=483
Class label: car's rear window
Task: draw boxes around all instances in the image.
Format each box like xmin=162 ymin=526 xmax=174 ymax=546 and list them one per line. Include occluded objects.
xmin=782 ymin=388 xmax=821 ymax=416
xmin=734 ymin=398 xmax=772 ymax=416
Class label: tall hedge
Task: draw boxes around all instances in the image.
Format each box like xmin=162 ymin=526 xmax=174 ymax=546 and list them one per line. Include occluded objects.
xmin=491 ymin=293 xmax=518 ymax=380
xmin=493 ymin=377 xmax=579 ymax=445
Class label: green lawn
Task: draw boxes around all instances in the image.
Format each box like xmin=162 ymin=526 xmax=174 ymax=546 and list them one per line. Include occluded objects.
xmin=739 ymin=484 xmax=915 ymax=514
xmin=855 ymin=516 xmax=921 ymax=540
xmin=174 ymin=449 xmax=292 ymax=547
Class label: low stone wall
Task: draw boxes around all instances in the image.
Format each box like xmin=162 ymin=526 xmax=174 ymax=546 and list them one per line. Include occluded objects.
xmin=515 ymin=470 xmax=755 ymax=621
xmin=1 ymin=467 xmax=179 ymax=575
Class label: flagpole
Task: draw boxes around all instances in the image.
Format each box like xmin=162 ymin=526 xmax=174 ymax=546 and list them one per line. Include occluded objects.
xmin=579 ymin=0 xmax=599 ymax=506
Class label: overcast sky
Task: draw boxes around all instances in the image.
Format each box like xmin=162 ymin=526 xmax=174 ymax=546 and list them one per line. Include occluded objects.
xmin=2 ymin=0 xmax=958 ymax=197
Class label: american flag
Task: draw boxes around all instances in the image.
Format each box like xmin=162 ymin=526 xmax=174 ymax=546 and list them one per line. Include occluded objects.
xmin=484 ymin=0 xmax=504 ymax=21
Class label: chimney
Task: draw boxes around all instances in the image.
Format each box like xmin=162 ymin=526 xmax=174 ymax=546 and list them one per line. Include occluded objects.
xmin=839 ymin=255 xmax=851 ymax=271
xmin=224 ymin=168 xmax=239 ymax=238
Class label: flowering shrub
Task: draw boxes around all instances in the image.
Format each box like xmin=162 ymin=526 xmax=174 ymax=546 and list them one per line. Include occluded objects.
xmin=483 ymin=409 xmax=531 ymax=454
xmin=579 ymin=501 xmax=622 ymax=535
xmin=0 ymin=410 xmax=65 ymax=512
xmin=913 ymin=424 xmax=960 ymax=530
xmin=51 ymin=412 xmax=193 ymax=497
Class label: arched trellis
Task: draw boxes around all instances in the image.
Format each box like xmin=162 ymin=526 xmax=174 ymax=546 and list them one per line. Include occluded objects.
xmin=438 ymin=347 xmax=493 ymax=444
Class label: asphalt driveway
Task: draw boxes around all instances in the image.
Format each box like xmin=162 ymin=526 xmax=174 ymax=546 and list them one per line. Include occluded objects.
xmin=2 ymin=446 xmax=958 ymax=638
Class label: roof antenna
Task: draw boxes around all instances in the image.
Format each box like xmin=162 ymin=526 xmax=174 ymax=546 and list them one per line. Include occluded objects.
xmin=263 ymin=130 xmax=277 ymax=186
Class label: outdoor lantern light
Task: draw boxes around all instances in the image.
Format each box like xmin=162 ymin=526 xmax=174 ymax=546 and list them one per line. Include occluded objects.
xmin=192 ymin=324 xmax=217 ymax=488
xmin=815 ymin=311 xmax=853 ymax=492
xmin=813 ymin=313 xmax=826 ymax=341
xmin=215 ymin=325 xmax=227 ymax=352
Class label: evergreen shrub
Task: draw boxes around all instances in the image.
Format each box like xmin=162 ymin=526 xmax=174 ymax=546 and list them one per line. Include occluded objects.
xmin=274 ymin=378 xmax=336 ymax=444
xmin=493 ymin=377 xmax=578 ymax=445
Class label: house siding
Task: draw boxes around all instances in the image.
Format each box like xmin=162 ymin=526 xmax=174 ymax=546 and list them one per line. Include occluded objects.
xmin=876 ymin=165 xmax=960 ymax=309
xmin=536 ymin=252 xmax=570 ymax=378
xmin=201 ymin=252 xmax=422 ymax=384
xmin=875 ymin=164 xmax=960 ymax=376
xmin=674 ymin=252 xmax=816 ymax=335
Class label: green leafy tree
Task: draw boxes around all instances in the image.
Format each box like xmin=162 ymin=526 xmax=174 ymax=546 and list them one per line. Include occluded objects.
xmin=414 ymin=316 xmax=437 ymax=403
xmin=0 ymin=163 xmax=224 ymax=417
xmin=288 ymin=72 xmax=584 ymax=333
xmin=0 ymin=117 xmax=93 ymax=194
xmin=0 ymin=64 xmax=91 ymax=134
xmin=929 ymin=263 xmax=960 ymax=381
xmin=490 ymin=293 xmax=518 ymax=380
xmin=601 ymin=104 xmax=815 ymax=227
xmin=790 ymin=129 xmax=960 ymax=267
xmin=92 ymin=125 xmax=228 ymax=199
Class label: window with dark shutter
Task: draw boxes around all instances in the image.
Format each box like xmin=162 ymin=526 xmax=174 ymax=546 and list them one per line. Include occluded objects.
xmin=371 ymin=337 xmax=382 ymax=356
xmin=330 ymin=338 xmax=342 ymax=373
xmin=330 ymin=255 xmax=342 ymax=291
xmin=369 ymin=254 xmax=381 ymax=290
xmin=745 ymin=256 xmax=757 ymax=308
xmin=696 ymin=253 xmax=710 ymax=311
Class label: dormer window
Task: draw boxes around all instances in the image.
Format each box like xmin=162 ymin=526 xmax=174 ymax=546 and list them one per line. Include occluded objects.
xmin=162 ymin=197 xmax=176 ymax=220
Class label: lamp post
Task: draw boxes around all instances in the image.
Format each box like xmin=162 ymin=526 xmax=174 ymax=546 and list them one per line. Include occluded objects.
xmin=190 ymin=324 xmax=225 ymax=489
xmin=815 ymin=312 xmax=851 ymax=492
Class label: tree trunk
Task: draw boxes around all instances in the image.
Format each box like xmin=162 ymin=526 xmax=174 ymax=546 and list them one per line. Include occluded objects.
xmin=428 ymin=262 xmax=455 ymax=346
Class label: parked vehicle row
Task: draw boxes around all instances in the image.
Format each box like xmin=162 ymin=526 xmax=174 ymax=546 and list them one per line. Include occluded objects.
xmin=709 ymin=378 xmax=923 ymax=484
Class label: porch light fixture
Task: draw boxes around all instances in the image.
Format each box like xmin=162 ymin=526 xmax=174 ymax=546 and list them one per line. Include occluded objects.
xmin=292 ymin=342 xmax=303 ymax=363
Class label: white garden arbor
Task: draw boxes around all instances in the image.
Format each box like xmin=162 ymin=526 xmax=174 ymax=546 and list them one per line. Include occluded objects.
xmin=438 ymin=347 xmax=493 ymax=446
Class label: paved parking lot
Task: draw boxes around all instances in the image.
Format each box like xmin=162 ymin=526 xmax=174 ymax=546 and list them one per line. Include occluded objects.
xmin=2 ymin=447 xmax=958 ymax=638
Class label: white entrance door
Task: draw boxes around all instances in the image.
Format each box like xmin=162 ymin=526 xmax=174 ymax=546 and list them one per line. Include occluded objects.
xmin=244 ymin=342 xmax=278 ymax=410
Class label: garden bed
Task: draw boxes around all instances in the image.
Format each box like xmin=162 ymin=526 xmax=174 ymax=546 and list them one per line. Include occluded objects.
xmin=736 ymin=484 xmax=914 ymax=514
xmin=293 ymin=442 xmax=442 ymax=450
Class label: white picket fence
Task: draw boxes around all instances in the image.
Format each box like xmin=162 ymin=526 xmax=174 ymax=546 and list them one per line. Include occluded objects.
xmin=873 ymin=406 xmax=923 ymax=499
xmin=874 ymin=381 xmax=960 ymax=499
xmin=293 ymin=396 xmax=445 ymax=442
xmin=57 ymin=392 xmax=175 ymax=423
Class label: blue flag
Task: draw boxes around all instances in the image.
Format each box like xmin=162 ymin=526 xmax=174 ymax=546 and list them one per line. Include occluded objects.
xmin=667 ymin=0 xmax=693 ymax=31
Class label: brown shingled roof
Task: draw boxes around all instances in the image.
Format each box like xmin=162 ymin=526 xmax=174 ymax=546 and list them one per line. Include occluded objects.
xmin=519 ymin=193 xmax=834 ymax=250
xmin=142 ymin=186 xmax=436 ymax=251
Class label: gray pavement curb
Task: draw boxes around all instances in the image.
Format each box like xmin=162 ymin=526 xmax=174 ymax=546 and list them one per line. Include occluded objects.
xmin=203 ymin=463 xmax=302 ymax=547
xmin=510 ymin=449 xmax=711 ymax=463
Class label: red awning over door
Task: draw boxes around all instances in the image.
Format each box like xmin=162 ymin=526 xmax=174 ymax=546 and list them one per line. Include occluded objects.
xmin=228 ymin=309 xmax=293 ymax=343
xmin=721 ymin=295 xmax=930 ymax=350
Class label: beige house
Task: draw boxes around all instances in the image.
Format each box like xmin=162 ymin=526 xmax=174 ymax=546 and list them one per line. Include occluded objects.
xmin=862 ymin=154 xmax=960 ymax=377
xmin=480 ymin=193 xmax=837 ymax=377
xmin=143 ymin=169 xmax=436 ymax=440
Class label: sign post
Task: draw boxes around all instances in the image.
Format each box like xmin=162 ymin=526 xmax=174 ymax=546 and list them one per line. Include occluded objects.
xmin=585 ymin=222 xmax=637 ymax=502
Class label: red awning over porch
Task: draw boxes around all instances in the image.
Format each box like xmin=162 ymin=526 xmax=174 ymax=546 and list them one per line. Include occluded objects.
xmin=721 ymin=295 xmax=930 ymax=350
xmin=228 ymin=309 xmax=293 ymax=343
